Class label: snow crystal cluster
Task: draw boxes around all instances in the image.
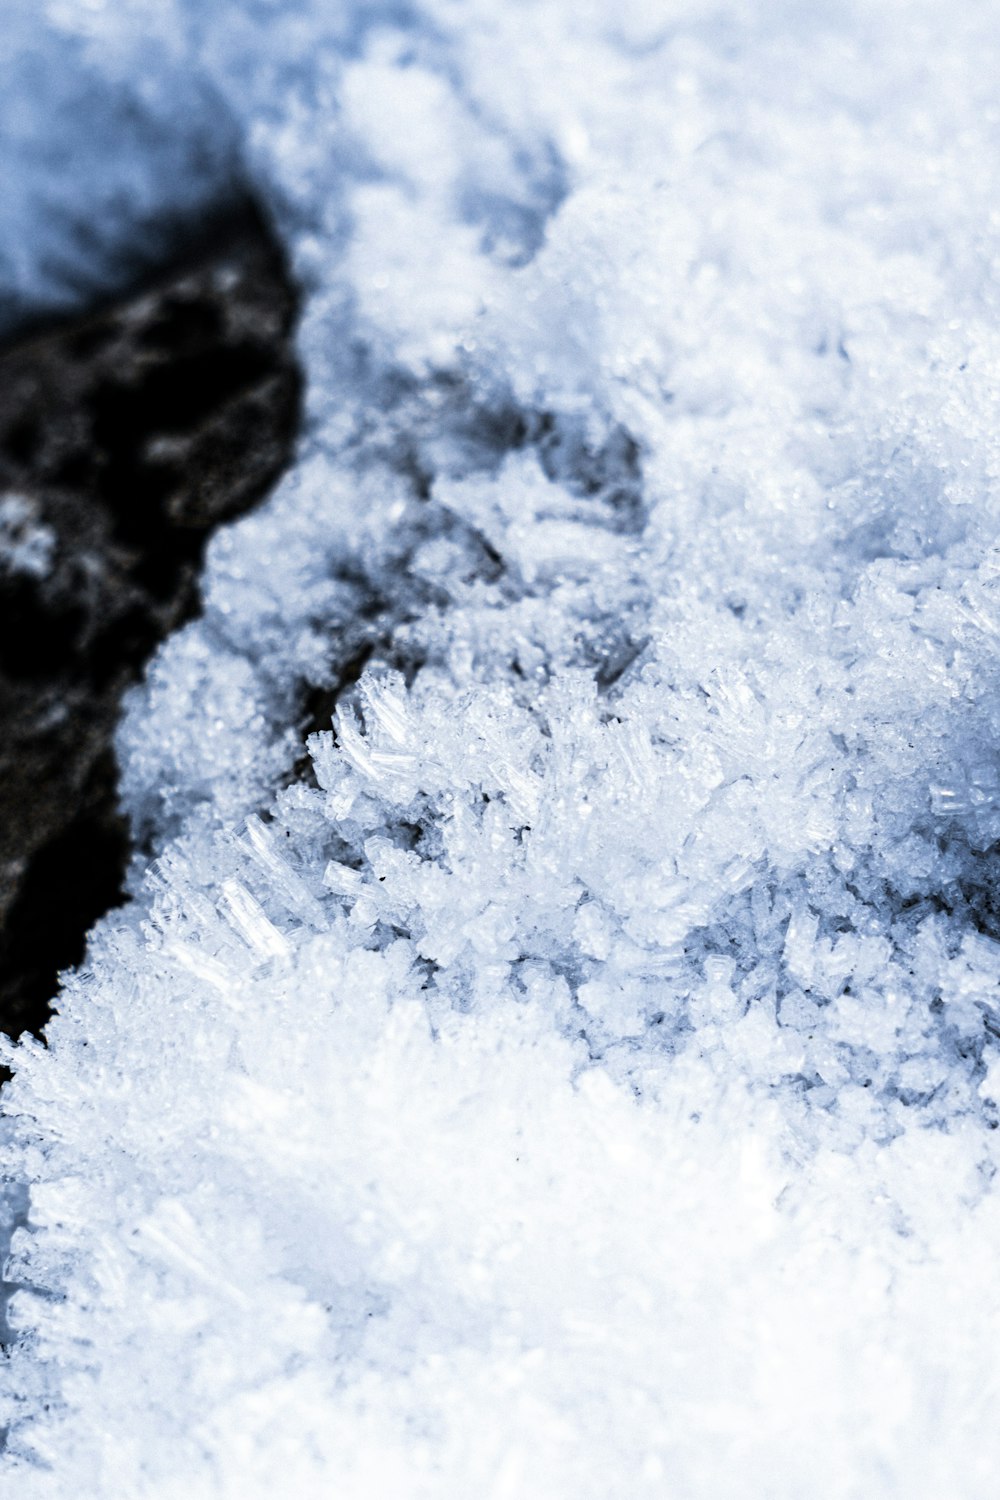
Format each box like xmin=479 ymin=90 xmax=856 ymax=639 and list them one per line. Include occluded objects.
xmin=4 ymin=1 xmax=1000 ymax=1495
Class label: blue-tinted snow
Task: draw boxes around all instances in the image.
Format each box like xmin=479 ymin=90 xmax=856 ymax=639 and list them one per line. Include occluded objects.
xmin=4 ymin=2 xmax=1000 ymax=1495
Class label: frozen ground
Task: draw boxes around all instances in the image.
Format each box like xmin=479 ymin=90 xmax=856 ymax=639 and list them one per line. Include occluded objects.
xmin=4 ymin=1 xmax=1000 ymax=1495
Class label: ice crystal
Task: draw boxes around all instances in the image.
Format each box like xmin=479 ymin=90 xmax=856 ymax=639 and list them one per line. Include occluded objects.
xmin=5 ymin=1 xmax=1000 ymax=1495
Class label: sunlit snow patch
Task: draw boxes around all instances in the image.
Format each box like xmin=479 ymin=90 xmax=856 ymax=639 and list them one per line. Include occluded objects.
xmin=4 ymin=1 xmax=1000 ymax=1496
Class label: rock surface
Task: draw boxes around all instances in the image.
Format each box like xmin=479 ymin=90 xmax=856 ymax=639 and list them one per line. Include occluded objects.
xmin=0 ymin=200 xmax=301 ymax=1040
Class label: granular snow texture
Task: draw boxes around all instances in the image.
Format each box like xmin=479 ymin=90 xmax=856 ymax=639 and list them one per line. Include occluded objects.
xmin=3 ymin=2 xmax=1000 ymax=1496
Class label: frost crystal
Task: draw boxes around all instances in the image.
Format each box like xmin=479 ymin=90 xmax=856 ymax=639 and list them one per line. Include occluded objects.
xmin=5 ymin=1 xmax=1000 ymax=1495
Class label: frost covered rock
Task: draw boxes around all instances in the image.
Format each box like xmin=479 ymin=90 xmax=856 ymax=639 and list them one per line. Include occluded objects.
xmin=4 ymin=1 xmax=1000 ymax=1496
xmin=0 ymin=200 xmax=299 ymax=1039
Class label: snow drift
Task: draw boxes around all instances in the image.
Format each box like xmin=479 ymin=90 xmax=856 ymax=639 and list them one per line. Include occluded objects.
xmin=4 ymin=1 xmax=1000 ymax=1495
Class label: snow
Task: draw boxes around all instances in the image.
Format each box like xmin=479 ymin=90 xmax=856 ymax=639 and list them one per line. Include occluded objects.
xmin=5 ymin=0 xmax=1000 ymax=1494
xmin=0 ymin=497 xmax=56 ymax=581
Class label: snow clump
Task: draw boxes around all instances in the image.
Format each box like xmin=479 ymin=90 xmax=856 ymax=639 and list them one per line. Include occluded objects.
xmin=4 ymin=1 xmax=1000 ymax=1495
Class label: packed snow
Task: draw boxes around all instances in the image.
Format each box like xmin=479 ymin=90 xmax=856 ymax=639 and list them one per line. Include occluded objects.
xmin=4 ymin=1 xmax=1000 ymax=1494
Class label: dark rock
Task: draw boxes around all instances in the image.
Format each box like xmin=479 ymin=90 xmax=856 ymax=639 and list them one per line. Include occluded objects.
xmin=0 ymin=198 xmax=301 ymax=1041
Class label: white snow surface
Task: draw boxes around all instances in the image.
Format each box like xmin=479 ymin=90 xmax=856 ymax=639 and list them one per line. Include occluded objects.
xmin=4 ymin=1 xmax=1000 ymax=1495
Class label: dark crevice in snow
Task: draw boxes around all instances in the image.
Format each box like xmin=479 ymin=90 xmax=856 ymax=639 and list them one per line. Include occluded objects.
xmin=0 ymin=194 xmax=302 ymax=1046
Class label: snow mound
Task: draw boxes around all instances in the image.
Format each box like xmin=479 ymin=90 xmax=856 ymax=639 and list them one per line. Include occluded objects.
xmin=5 ymin=2 xmax=1000 ymax=1495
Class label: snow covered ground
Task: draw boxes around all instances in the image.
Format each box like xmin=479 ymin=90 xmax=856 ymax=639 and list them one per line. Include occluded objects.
xmin=4 ymin=1 xmax=1000 ymax=1494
